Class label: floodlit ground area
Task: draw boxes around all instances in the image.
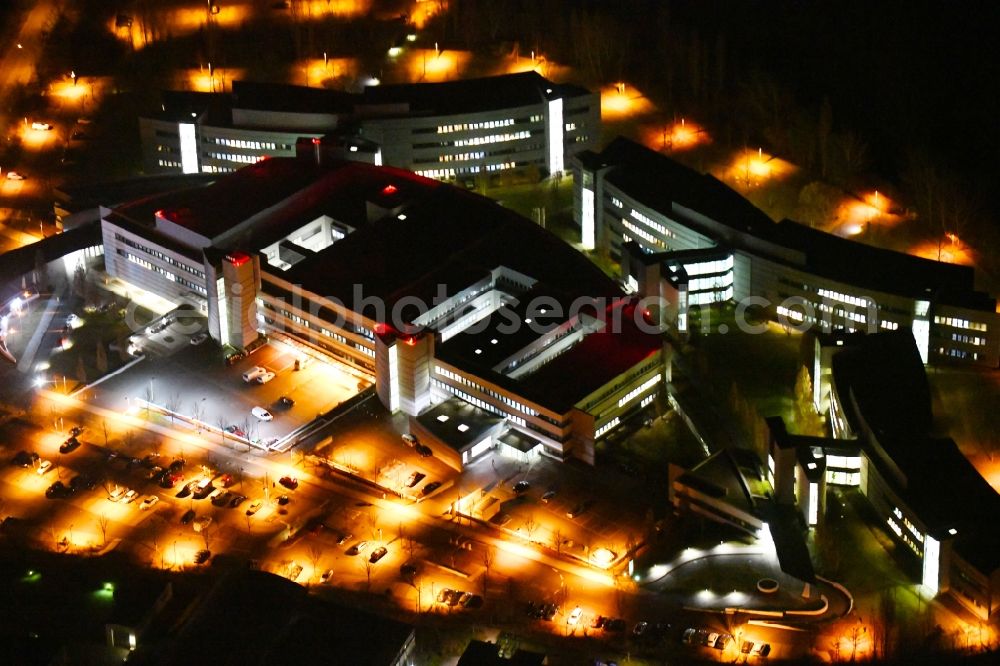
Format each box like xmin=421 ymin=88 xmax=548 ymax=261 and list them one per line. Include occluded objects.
xmin=91 ymin=339 xmax=362 ymax=449
xmin=929 ymin=366 xmax=1000 ymax=492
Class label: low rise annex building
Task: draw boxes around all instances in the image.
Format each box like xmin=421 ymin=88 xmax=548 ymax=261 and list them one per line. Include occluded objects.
xmin=571 ymin=137 xmax=1000 ymax=368
xmin=141 ymin=72 xmax=599 ymax=182
xmin=767 ymin=330 xmax=1000 ymax=619
xmin=99 ymin=147 xmax=666 ymax=465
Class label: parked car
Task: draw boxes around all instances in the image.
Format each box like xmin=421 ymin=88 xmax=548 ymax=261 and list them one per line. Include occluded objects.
xmin=278 ymin=396 xmax=295 ymax=408
xmin=604 ymin=618 xmax=627 ymax=633
xmin=36 ymin=459 xmax=52 ymax=475
xmin=5 ymin=171 xmax=25 ymax=180
xmin=217 ymin=473 xmax=233 ymax=487
xmin=168 ymin=459 xmax=185 ymax=473
xmin=12 ymin=450 xmax=39 ymax=467
xmin=193 ymin=515 xmax=213 ymax=532
xmin=209 ymin=489 xmax=229 ymax=505
xmin=421 ymin=480 xmax=441 ymax=495
xmin=276 ymin=494 xmax=290 ymax=505
xmin=541 ymin=489 xmax=557 ymax=503
xmin=568 ymin=606 xmax=584 ymax=626
xmin=224 ymin=425 xmax=247 ymax=438
xmin=193 ymin=549 xmax=211 ymax=565
xmin=59 ymin=437 xmax=81 ymax=454
xmin=462 ymin=594 xmax=483 ymax=609
xmin=401 ymin=433 xmax=418 ymax=447
xmin=405 ymin=471 xmax=425 ymax=488
xmin=139 ymin=495 xmax=159 ymax=510
xmin=320 ymin=569 xmax=334 ymax=583
xmin=123 ymin=489 xmax=139 ymax=503
xmin=632 ymin=621 xmax=649 ymax=637
xmin=751 ymin=643 xmax=771 ymax=657
xmin=245 ymin=500 xmax=264 ymax=516
xmin=180 ymin=509 xmax=196 ymax=524
xmin=567 ymin=500 xmax=592 ymax=519
xmin=369 ymin=546 xmax=388 ymax=563
xmin=190 ymin=333 xmax=208 ymax=345
xmin=513 ymin=480 xmax=531 ymax=494
xmin=251 ymin=406 xmax=273 ymax=421
xmin=256 ymin=371 xmax=275 ymax=384
xmin=287 ymin=562 xmax=303 ymax=581
xmin=346 ymin=541 xmax=368 ymax=556
xmin=69 ymin=425 xmax=85 ymax=437
xmin=30 ymin=121 xmax=53 ymax=131
xmin=242 ymin=366 xmax=266 ymax=383
xmin=337 ymin=532 xmax=353 ymax=546
xmin=46 ymin=480 xmax=71 ymax=499
xmin=400 ymin=563 xmax=418 ymax=578
xmin=278 ymin=476 xmax=298 ymax=490
xmin=227 ymin=494 xmax=247 ymax=508
xmin=415 ymin=444 xmax=433 ymax=458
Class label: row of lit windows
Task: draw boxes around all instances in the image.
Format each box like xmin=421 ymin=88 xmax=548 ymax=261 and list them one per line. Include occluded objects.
xmin=435 ymin=366 xmax=538 ymax=417
xmin=617 ymin=375 xmax=661 ymax=409
xmin=114 ymin=234 xmax=205 ymax=279
xmin=158 ymin=159 xmax=181 ymax=168
xmin=826 ymin=470 xmax=860 ymax=486
xmin=826 ymin=454 xmax=861 ymax=470
xmin=935 ymin=315 xmax=988 ymax=332
xmin=951 ymin=333 xmax=987 ymax=346
xmin=439 ymin=151 xmax=485 ymax=163
xmin=438 ymin=118 xmax=515 ymax=134
xmin=453 ymin=130 xmax=531 ymax=147
xmin=818 ymin=288 xmax=871 ymax=309
xmin=416 ymin=168 xmax=456 ymax=179
xmin=435 ymin=380 xmax=526 ymax=428
xmin=688 ymin=287 xmax=733 ymax=305
xmin=565 ymin=122 xmax=576 ymax=131
xmin=688 ymin=273 xmax=733 ymax=293
xmin=258 ymin=300 xmax=373 ymax=341
xmin=685 ymin=256 xmax=734 ymax=277
xmin=210 ymin=137 xmax=283 ymax=150
xmin=630 ymin=209 xmax=675 ymax=238
xmin=123 ymin=252 xmax=207 ymax=294
xmin=595 ymin=417 xmax=620 ymax=438
xmin=621 ymin=219 xmax=666 ymax=249
xmin=776 ymin=304 xmax=804 ymax=322
xmin=611 ymin=197 xmax=623 ymax=208
xmin=817 ymin=302 xmax=868 ymax=324
xmin=880 ymin=320 xmax=899 ymax=330
xmin=201 ymin=165 xmax=235 ymax=174
xmin=208 ymin=152 xmax=260 ymax=164
xmin=937 ymin=347 xmax=980 ymax=361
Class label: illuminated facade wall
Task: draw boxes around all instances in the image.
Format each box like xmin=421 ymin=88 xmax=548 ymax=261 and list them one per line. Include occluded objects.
xmin=573 ymin=143 xmax=1000 ymax=368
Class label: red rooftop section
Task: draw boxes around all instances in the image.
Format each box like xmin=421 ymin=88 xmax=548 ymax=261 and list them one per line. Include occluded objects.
xmin=517 ymin=300 xmax=663 ymax=413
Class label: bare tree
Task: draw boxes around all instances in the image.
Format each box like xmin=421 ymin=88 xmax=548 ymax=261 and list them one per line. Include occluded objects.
xmin=481 ymin=545 xmax=496 ymax=598
xmin=367 ymin=507 xmax=381 ymax=540
xmin=191 ymin=400 xmax=204 ymax=428
xmin=122 ymin=429 xmax=136 ymax=453
xmin=362 ymin=557 xmax=376 ymax=592
xmin=165 ymin=392 xmax=182 ymax=423
xmin=97 ymin=513 xmax=110 ymax=546
xmin=523 ymin=514 xmax=539 ymax=542
xmin=307 ymin=543 xmax=324 ymax=583
xmin=217 ymin=415 xmax=228 ymax=445
xmin=102 ymin=419 xmax=109 ymax=447
xmin=552 ymin=528 xmax=564 ymax=554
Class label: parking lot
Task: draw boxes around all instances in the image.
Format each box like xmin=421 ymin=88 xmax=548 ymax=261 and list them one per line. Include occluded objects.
xmin=91 ymin=338 xmax=363 ymax=449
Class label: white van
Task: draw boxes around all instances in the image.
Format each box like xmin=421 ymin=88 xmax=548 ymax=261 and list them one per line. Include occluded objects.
xmin=242 ymin=366 xmax=266 ymax=383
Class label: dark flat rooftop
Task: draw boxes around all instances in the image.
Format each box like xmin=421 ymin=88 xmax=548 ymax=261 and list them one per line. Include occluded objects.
xmin=597 ymin=137 xmax=777 ymax=240
xmin=416 ymin=397 xmax=502 ymax=452
xmin=830 ymin=330 xmax=1000 ymax=572
xmin=281 ymin=167 xmax=620 ymax=324
xmin=773 ymin=219 xmax=979 ymax=303
xmin=514 ymin=301 xmax=662 ymax=412
xmin=232 ymin=80 xmax=359 ymax=115
xmin=362 ymin=71 xmax=575 ymax=115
